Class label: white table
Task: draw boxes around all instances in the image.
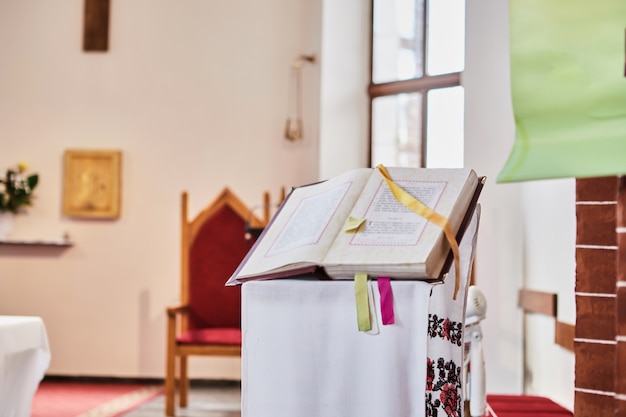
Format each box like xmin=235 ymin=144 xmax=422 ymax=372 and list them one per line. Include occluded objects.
xmin=0 ymin=316 xmax=51 ymax=417
xmin=241 ymin=208 xmax=480 ymax=417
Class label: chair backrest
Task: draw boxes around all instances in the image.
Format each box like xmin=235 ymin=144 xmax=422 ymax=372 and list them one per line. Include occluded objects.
xmin=181 ymin=188 xmax=262 ymax=332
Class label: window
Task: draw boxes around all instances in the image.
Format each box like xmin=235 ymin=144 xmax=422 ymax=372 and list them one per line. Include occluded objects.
xmin=369 ymin=0 xmax=465 ymax=168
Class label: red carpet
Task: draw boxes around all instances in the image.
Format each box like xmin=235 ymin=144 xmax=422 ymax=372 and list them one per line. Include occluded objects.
xmin=31 ymin=380 xmax=163 ymax=417
xmin=486 ymin=395 xmax=573 ymax=417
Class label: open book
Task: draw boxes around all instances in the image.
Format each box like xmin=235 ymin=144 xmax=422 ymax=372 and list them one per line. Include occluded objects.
xmin=227 ymin=166 xmax=484 ymax=285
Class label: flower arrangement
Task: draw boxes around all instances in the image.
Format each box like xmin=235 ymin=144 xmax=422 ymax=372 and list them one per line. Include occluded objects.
xmin=0 ymin=162 xmax=39 ymax=214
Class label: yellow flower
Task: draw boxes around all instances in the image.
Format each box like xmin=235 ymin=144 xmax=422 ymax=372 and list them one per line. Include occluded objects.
xmin=17 ymin=162 xmax=28 ymax=172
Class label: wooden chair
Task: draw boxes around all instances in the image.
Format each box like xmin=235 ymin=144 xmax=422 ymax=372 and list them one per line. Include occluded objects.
xmin=165 ymin=187 xmax=264 ymax=416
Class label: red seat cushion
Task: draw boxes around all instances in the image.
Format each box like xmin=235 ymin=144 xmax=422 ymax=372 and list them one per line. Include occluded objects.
xmin=486 ymin=395 xmax=573 ymax=417
xmin=176 ymin=328 xmax=242 ymax=345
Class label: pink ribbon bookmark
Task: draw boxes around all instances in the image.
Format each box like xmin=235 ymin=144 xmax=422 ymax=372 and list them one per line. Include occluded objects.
xmin=377 ymin=277 xmax=395 ymax=325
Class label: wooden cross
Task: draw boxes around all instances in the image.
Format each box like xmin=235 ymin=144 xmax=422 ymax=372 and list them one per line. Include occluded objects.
xmin=83 ymin=0 xmax=110 ymax=52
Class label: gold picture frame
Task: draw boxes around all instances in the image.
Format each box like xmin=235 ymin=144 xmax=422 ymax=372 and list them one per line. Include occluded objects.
xmin=62 ymin=150 xmax=122 ymax=219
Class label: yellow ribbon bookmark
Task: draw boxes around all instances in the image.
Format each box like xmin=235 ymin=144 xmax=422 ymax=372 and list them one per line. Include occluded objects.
xmin=376 ymin=164 xmax=461 ymax=300
xmin=354 ymin=273 xmax=372 ymax=331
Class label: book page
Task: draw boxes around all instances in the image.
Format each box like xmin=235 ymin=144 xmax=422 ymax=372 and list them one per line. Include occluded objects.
xmin=349 ymin=181 xmax=446 ymax=245
xmin=231 ymin=168 xmax=373 ymax=280
xmin=323 ymin=167 xmax=477 ymax=279
xmin=266 ymin=183 xmax=350 ymax=256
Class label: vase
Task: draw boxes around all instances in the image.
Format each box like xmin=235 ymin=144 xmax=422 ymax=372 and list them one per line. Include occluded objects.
xmin=0 ymin=212 xmax=14 ymax=240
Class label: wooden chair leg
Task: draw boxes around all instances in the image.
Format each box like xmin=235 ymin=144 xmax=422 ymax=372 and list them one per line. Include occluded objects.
xmin=165 ymin=349 xmax=176 ymax=416
xmin=165 ymin=314 xmax=177 ymax=416
xmin=180 ymin=355 xmax=189 ymax=408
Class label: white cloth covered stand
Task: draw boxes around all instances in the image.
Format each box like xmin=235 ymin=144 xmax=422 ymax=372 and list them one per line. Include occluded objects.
xmin=241 ymin=206 xmax=480 ymax=417
xmin=0 ymin=315 xmax=50 ymax=417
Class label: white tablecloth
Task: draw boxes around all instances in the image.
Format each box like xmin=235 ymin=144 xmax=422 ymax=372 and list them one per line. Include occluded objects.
xmin=0 ymin=316 xmax=50 ymax=417
xmin=241 ymin=207 xmax=480 ymax=417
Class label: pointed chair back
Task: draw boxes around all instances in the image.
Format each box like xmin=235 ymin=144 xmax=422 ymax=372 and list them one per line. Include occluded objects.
xmin=181 ymin=188 xmax=259 ymax=333
xmin=165 ymin=187 xmax=263 ymax=416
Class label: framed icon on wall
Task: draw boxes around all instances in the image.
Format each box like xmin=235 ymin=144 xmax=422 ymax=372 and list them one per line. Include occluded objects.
xmin=62 ymin=149 xmax=122 ymax=219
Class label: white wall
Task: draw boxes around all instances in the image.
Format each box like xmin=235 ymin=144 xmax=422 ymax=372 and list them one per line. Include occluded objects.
xmin=0 ymin=0 xmax=576 ymax=406
xmin=318 ymin=0 xmax=371 ymax=179
xmin=520 ymin=180 xmax=575 ymax=409
xmin=464 ymin=0 xmax=524 ymax=395
xmin=0 ymin=0 xmax=321 ymax=379
xmin=464 ymin=0 xmax=575 ymax=409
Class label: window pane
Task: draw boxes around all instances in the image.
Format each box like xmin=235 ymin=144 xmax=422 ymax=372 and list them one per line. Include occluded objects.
xmin=426 ymin=86 xmax=464 ymax=168
xmin=372 ymin=0 xmax=424 ymax=84
xmin=426 ymin=0 xmax=465 ymax=75
xmin=371 ymin=93 xmax=423 ymax=167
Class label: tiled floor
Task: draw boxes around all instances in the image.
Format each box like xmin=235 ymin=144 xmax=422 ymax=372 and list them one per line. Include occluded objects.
xmin=123 ymin=384 xmax=241 ymax=417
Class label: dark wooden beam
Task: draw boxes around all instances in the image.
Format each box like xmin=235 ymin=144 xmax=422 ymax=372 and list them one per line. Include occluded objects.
xmin=554 ymin=320 xmax=575 ymax=352
xmin=518 ymin=288 xmax=558 ymax=317
xmin=83 ymin=0 xmax=110 ymax=52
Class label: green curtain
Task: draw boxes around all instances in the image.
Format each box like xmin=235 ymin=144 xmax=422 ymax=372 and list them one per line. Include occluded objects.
xmin=498 ymin=0 xmax=626 ymax=182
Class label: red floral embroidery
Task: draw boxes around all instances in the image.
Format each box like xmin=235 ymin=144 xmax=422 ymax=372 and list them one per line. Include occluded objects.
xmin=440 ymin=383 xmax=460 ymax=417
xmin=428 ymin=314 xmax=463 ymax=346
xmin=426 ymin=357 xmax=434 ymax=391
xmin=442 ymin=318 xmax=451 ymax=339
xmin=425 ymin=357 xmax=462 ymax=417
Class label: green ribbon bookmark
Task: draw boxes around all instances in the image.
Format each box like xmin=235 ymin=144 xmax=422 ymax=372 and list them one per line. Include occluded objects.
xmin=354 ymin=272 xmax=371 ymax=331
xmin=345 ymin=216 xmax=366 ymax=233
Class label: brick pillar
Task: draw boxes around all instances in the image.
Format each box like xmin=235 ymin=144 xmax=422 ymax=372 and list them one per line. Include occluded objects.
xmin=616 ymin=176 xmax=626 ymax=416
xmin=575 ymin=177 xmax=618 ymax=416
